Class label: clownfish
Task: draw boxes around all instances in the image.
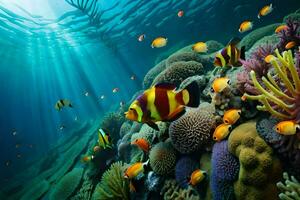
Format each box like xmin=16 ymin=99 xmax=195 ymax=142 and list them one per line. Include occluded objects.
xmin=275 ymin=120 xmax=300 ymax=135
xmin=188 ymin=169 xmax=207 ymax=186
xmin=125 ymin=81 xmax=200 ymax=130
xmin=223 ymin=109 xmax=241 ymax=125
xmin=98 ymin=128 xmax=113 ymax=149
xmin=151 ymin=37 xmax=168 ymax=48
xmin=55 ymin=99 xmax=73 ymax=111
xmin=213 ymin=124 xmax=232 ymax=142
xmin=258 ymin=4 xmax=273 ymax=19
xmin=214 ymin=37 xmax=245 ymax=67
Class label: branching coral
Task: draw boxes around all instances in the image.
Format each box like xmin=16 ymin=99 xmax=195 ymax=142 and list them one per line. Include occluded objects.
xmin=92 ymin=161 xmax=130 ymax=200
xmin=277 ymin=18 xmax=300 ymax=52
xmin=277 ymin=172 xmax=300 ymax=200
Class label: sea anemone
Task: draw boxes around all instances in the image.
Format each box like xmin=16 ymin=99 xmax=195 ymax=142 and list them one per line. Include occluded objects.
xmin=277 ymin=18 xmax=300 ymax=52
xmin=277 ymin=172 xmax=300 ymax=200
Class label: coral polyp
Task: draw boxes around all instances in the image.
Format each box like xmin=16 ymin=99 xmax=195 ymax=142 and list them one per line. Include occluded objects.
xmin=242 ymin=49 xmax=300 ymax=122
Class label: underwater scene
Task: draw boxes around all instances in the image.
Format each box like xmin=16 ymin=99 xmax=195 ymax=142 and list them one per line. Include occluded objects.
xmin=1 ymin=0 xmax=300 ymax=199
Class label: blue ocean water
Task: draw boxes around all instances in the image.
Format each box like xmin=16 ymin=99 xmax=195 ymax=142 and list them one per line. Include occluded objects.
xmin=0 ymin=0 xmax=299 ymax=196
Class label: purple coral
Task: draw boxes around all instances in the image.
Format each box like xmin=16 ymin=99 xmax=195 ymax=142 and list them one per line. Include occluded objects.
xmin=237 ymin=45 xmax=274 ymax=95
xmin=175 ymin=156 xmax=198 ymax=189
xmin=211 ymin=141 xmax=239 ymax=200
xmin=277 ymin=18 xmax=300 ymax=51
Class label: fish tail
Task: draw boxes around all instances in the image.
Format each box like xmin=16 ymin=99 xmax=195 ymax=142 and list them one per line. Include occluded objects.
xmin=180 ymin=81 xmax=200 ymax=107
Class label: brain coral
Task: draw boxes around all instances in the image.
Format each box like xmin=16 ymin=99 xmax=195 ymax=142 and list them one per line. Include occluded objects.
xmin=228 ymin=121 xmax=282 ymax=200
xmin=169 ymin=104 xmax=216 ymax=154
xmin=152 ymin=61 xmax=204 ymax=87
xmin=211 ymin=141 xmax=239 ymax=200
xmin=175 ymin=156 xmax=199 ymax=188
xmin=149 ymin=141 xmax=176 ymax=175
xmin=50 ymin=168 xmax=84 ymax=200
xmin=119 ymin=122 xmax=131 ymax=138
xmin=143 ymin=60 xmax=167 ymax=89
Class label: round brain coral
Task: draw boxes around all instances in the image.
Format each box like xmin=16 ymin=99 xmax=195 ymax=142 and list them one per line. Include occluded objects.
xmin=152 ymin=61 xmax=204 ymax=87
xmin=169 ymin=105 xmax=216 ymax=154
xmin=149 ymin=141 xmax=176 ymax=175
xmin=143 ymin=60 xmax=167 ymax=89
xmin=228 ymin=121 xmax=283 ymax=200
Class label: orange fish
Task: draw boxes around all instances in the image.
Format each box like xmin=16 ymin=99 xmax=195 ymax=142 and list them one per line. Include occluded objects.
xmin=138 ymin=34 xmax=145 ymax=42
xmin=189 ymin=169 xmax=206 ymax=186
xmin=81 ymin=155 xmax=94 ymax=163
xmin=264 ymin=54 xmax=276 ymax=63
xmin=239 ymin=21 xmax=253 ymax=33
xmin=124 ymin=160 xmax=149 ymax=179
xmin=211 ymin=77 xmax=230 ymax=93
xmin=213 ymin=124 xmax=232 ymax=142
xmin=177 ymin=10 xmax=184 ymax=17
xmin=131 ymin=138 xmax=150 ymax=152
xmin=275 ymin=25 xmax=288 ymax=33
xmin=223 ymin=109 xmax=241 ymax=125
xmin=275 ymin=120 xmax=300 ymax=135
xmin=258 ymin=4 xmax=273 ymax=19
xmin=113 ymin=88 xmax=119 ymax=93
xmin=285 ymin=41 xmax=296 ymax=49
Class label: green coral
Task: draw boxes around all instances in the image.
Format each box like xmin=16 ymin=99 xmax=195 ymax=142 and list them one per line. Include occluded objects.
xmin=92 ymin=161 xmax=130 ymax=200
xmin=277 ymin=172 xmax=300 ymax=200
xmin=161 ymin=179 xmax=200 ymax=200
xmin=149 ymin=141 xmax=176 ymax=175
xmin=228 ymin=122 xmax=282 ymax=200
xmin=49 ymin=168 xmax=84 ymax=200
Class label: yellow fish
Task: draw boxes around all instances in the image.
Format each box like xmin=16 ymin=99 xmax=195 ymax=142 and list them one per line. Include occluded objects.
xmin=258 ymin=4 xmax=273 ymax=19
xmin=275 ymin=120 xmax=300 ymax=135
xmin=192 ymin=42 xmax=208 ymax=53
xmin=125 ymin=81 xmax=199 ymax=130
xmin=98 ymin=128 xmax=113 ymax=149
xmin=55 ymin=99 xmax=73 ymax=111
xmin=189 ymin=169 xmax=207 ymax=186
xmin=239 ymin=21 xmax=253 ymax=33
xmin=275 ymin=25 xmax=288 ymax=33
xmin=285 ymin=41 xmax=296 ymax=49
xmin=213 ymin=124 xmax=232 ymax=142
xmin=211 ymin=77 xmax=230 ymax=93
xmin=151 ymin=37 xmax=168 ymax=48
xmin=264 ymin=54 xmax=276 ymax=63
xmin=223 ymin=109 xmax=241 ymax=125
xmin=124 ymin=160 xmax=149 ymax=179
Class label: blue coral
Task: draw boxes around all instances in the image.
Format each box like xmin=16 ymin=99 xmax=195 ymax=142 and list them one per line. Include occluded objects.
xmin=211 ymin=141 xmax=239 ymax=200
xmin=175 ymin=156 xmax=198 ymax=189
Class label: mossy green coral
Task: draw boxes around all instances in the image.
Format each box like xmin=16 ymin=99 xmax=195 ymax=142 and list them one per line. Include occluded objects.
xmin=161 ymin=179 xmax=200 ymax=200
xmin=92 ymin=161 xmax=130 ymax=200
xmin=277 ymin=172 xmax=300 ymax=200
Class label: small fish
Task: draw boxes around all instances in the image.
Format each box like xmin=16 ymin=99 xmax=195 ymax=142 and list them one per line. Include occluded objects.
xmin=138 ymin=34 xmax=145 ymax=42
xmin=124 ymin=160 xmax=149 ymax=179
xmin=100 ymin=95 xmax=105 ymax=100
xmin=213 ymin=124 xmax=232 ymax=142
xmin=125 ymin=81 xmax=200 ymax=130
xmin=275 ymin=25 xmax=288 ymax=33
xmin=258 ymin=4 xmax=273 ymax=19
xmin=285 ymin=41 xmax=296 ymax=49
xmin=55 ymin=99 xmax=73 ymax=111
xmin=264 ymin=54 xmax=276 ymax=63
xmin=188 ymin=169 xmax=207 ymax=186
xmin=74 ymin=116 xmax=78 ymax=121
xmin=12 ymin=130 xmax=17 ymax=136
xmin=5 ymin=160 xmax=11 ymax=167
xmin=275 ymin=120 xmax=300 ymax=135
xmin=120 ymin=101 xmax=125 ymax=107
xmin=84 ymin=91 xmax=89 ymax=97
xmin=16 ymin=154 xmax=22 ymax=159
xmin=28 ymin=144 xmax=33 ymax=148
xmin=239 ymin=21 xmax=253 ymax=33
xmin=192 ymin=42 xmax=208 ymax=53
xmin=59 ymin=125 xmax=65 ymax=131
xmin=223 ymin=109 xmax=241 ymax=125
xmin=15 ymin=144 xmax=21 ymax=148
xmin=211 ymin=77 xmax=231 ymax=93
xmin=93 ymin=145 xmax=101 ymax=153
xmin=177 ymin=10 xmax=184 ymax=17
xmin=112 ymin=88 xmax=119 ymax=93
xmin=98 ymin=128 xmax=113 ymax=149
xmin=214 ymin=37 xmax=245 ymax=67
xmin=131 ymin=138 xmax=150 ymax=152
xmin=151 ymin=37 xmax=168 ymax=48
xmin=81 ymin=155 xmax=94 ymax=163
xmin=131 ymin=75 xmax=136 ymax=80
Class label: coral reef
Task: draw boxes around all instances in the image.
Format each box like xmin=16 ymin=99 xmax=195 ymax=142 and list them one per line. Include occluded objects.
xmin=119 ymin=122 xmax=131 ymax=138
xmin=100 ymin=111 xmax=125 ymax=142
xmin=145 ymin=171 xmax=164 ymax=192
xmin=149 ymin=141 xmax=176 ymax=175
xmin=175 ymin=156 xmax=199 ymax=189
xmin=92 ymin=161 xmax=130 ymax=200
xmin=143 ymin=60 xmax=167 ymax=89
xmin=169 ymin=104 xmax=216 ymax=154
xmin=277 ymin=172 xmax=300 ymax=200
xmin=152 ymin=61 xmax=204 ymax=87
xmin=49 ymin=168 xmax=84 ymax=200
xmin=211 ymin=141 xmax=239 ymax=200
xmin=160 ymin=179 xmax=200 ymax=200
xmin=256 ymin=116 xmax=283 ymax=145
xmin=228 ymin=122 xmax=282 ymax=200
xmin=71 ymin=174 xmax=94 ymax=200
xmin=20 ymin=179 xmax=50 ymax=200
xmin=277 ymin=17 xmax=300 ymax=51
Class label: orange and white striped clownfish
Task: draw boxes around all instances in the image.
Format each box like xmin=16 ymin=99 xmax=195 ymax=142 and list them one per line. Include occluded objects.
xmin=125 ymin=81 xmax=200 ymax=130
xmin=214 ymin=37 xmax=245 ymax=67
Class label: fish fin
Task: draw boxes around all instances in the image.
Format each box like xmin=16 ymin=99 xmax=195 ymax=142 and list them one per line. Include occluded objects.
xmin=154 ymin=82 xmax=176 ymax=90
xmin=240 ymin=46 xmax=246 ymax=60
xmin=184 ymin=81 xmax=200 ymax=107
xmin=166 ymin=106 xmax=186 ymax=121
xmin=228 ymin=37 xmax=241 ymax=46
xmin=146 ymin=121 xmax=159 ymax=131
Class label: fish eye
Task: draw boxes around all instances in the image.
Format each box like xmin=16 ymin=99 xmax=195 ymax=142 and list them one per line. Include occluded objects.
xmin=129 ymin=108 xmax=134 ymax=111
xmin=213 ymin=136 xmax=217 ymax=140
xmin=210 ymin=87 xmax=214 ymax=92
xmin=227 ymin=80 xmax=231 ymax=85
xmin=224 ymin=120 xmax=229 ymax=124
xmin=228 ymin=126 xmax=232 ymax=131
